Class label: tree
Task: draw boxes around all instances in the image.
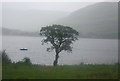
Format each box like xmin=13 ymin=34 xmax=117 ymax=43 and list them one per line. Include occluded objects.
xmin=23 ymin=57 xmax=32 ymax=65
xmin=16 ymin=57 xmax=32 ymax=65
xmin=40 ymin=25 xmax=79 ymax=66
xmin=2 ymin=50 xmax=12 ymax=65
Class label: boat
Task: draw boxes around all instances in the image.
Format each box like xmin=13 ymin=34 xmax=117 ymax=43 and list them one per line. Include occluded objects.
xmin=20 ymin=48 xmax=28 ymax=51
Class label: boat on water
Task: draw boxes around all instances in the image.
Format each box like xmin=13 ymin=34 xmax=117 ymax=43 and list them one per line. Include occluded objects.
xmin=20 ymin=48 xmax=28 ymax=51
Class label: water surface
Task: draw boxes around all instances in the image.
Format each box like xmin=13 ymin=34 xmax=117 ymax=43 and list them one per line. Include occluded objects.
xmin=2 ymin=35 xmax=118 ymax=65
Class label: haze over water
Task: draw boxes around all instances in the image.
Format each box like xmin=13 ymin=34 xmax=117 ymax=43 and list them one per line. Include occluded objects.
xmin=1 ymin=2 xmax=118 ymax=65
xmin=2 ymin=35 xmax=118 ymax=65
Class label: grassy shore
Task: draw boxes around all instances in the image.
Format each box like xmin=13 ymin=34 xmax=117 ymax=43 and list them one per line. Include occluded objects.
xmin=3 ymin=64 xmax=118 ymax=79
xmin=1 ymin=50 xmax=119 ymax=79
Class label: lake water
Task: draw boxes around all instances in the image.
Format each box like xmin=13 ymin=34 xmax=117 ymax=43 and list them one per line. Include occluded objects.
xmin=2 ymin=35 xmax=118 ymax=65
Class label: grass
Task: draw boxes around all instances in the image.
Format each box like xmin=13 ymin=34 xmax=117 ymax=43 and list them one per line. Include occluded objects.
xmin=0 ymin=63 xmax=1 ymax=80
xmin=1 ymin=50 xmax=119 ymax=79
xmin=2 ymin=64 xmax=118 ymax=79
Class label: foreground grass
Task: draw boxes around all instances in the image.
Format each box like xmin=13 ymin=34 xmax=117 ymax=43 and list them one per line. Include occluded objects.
xmin=3 ymin=64 xmax=118 ymax=79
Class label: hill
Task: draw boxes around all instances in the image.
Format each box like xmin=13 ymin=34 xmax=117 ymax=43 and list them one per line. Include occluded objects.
xmin=2 ymin=28 xmax=39 ymax=37
xmin=2 ymin=5 xmax=69 ymax=32
xmin=54 ymin=2 xmax=118 ymax=39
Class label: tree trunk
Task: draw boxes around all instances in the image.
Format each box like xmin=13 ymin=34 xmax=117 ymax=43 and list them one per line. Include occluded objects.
xmin=53 ymin=52 xmax=59 ymax=66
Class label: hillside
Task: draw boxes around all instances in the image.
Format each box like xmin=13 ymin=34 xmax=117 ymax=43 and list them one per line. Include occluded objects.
xmin=2 ymin=5 xmax=69 ymax=32
xmin=54 ymin=2 xmax=118 ymax=39
xmin=2 ymin=28 xmax=39 ymax=37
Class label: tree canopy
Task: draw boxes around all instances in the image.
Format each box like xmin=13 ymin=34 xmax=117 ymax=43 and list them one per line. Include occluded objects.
xmin=40 ymin=24 xmax=79 ymax=66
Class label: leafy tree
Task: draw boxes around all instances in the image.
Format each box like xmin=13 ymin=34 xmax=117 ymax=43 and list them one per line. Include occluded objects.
xmin=16 ymin=57 xmax=32 ymax=65
xmin=40 ymin=25 xmax=79 ymax=66
xmin=2 ymin=50 xmax=12 ymax=65
xmin=23 ymin=57 xmax=32 ymax=65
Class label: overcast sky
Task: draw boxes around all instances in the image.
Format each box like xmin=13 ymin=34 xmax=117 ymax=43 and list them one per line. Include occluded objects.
xmin=1 ymin=0 xmax=119 ymax=2
xmin=3 ymin=2 xmax=97 ymax=12
xmin=2 ymin=2 xmax=97 ymax=31
xmin=0 ymin=0 xmax=119 ymax=31
xmin=1 ymin=0 xmax=119 ymax=12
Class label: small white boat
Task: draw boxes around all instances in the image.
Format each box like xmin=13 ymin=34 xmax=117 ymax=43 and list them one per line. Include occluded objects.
xmin=20 ymin=48 xmax=28 ymax=51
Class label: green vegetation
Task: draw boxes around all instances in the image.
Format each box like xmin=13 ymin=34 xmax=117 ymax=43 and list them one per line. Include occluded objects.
xmin=2 ymin=50 xmax=12 ymax=65
xmin=40 ymin=25 xmax=79 ymax=66
xmin=1 ymin=50 xmax=119 ymax=79
xmin=0 ymin=51 xmax=2 ymax=79
xmin=3 ymin=64 xmax=118 ymax=79
xmin=0 ymin=50 xmax=119 ymax=79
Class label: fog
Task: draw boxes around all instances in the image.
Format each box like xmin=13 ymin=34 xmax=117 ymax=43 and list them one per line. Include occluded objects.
xmin=1 ymin=2 xmax=118 ymax=39
xmin=2 ymin=2 xmax=95 ymax=31
xmin=0 ymin=3 xmax=1 ymax=27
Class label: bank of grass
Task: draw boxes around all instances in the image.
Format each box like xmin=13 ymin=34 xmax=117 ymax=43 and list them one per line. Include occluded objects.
xmin=3 ymin=64 xmax=118 ymax=79
xmin=1 ymin=50 xmax=119 ymax=79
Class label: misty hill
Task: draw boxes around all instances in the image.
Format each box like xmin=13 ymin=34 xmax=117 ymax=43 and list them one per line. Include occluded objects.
xmin=54 ymin=2 xmax=118 ymax=39
xmin=2 ymin=28 xmax=39 ymax=37
xmin=3 ymin=7 xmax=69 ymax=31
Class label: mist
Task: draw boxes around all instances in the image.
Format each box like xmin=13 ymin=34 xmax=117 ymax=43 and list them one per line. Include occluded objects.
xmin=2 ymin=2 xmax=95 ymax=32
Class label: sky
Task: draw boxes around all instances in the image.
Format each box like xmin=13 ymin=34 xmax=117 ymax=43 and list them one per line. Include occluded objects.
xmin=1 ymin=0 xmax=119 ymax=13
xmin=2 ymin=2 xmax=98 ymax=31
xmin=0 ymin=0 xmax=119 ymax=31
xmin=2 ymin=2 xmax=97 ymax=12
xmin=1 ymin=0 xmax=119 ymax=2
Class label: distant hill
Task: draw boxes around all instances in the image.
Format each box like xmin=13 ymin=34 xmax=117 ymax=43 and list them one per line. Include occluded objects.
xmin=2 ymin=2 xmax=118 ymax=39
xmin=54 ymin=2 xmax=118 ymax=39
xmin=2 ymin=28 xmax=39 ymax=37
xmin=3 ymin=7 xmax=69 ymax=31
